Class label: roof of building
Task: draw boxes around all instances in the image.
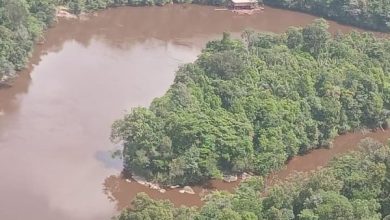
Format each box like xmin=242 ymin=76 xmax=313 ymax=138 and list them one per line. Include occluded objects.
xmin=230 ymin=0 xmax=257 ymax=4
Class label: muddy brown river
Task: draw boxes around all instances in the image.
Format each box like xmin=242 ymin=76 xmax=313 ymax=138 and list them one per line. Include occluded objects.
xmin=0 ymin=4 xmax=389 ymax=220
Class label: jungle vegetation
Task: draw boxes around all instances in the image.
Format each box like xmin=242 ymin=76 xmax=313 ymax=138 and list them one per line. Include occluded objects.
xmin=0 ymin=0 xmax=56 ymax=85
xmin=115 ymin=139 xmax=390 ymax=220
xmin=63 ymin=0 xmax=228 ymax=14
xmin=264 ymin=0 xmax=390 ymax=32
xmin=112 ymin=20 xmax=390 ymax=185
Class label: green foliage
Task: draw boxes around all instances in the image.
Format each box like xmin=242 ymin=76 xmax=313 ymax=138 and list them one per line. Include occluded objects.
xmin=62 ymin=0 xmax=174 ymax=12
xmin=263 ymin=0 xmax=390 ymax=32
xmin=60 ymin=0 xmax=229 ymax=14
xmin=0 ymin=0 xmax=56 ymax=85
xmin=113 ymin=21 xmax=390 ymax=185
xmin=116 ymin=140 xmax=390 ymax=220
xmin=115 ymin=193 xmax=197 ymax=220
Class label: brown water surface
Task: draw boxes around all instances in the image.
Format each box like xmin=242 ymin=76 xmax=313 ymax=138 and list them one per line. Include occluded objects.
xmin=0 ymin=4 xmax=388 ymax=220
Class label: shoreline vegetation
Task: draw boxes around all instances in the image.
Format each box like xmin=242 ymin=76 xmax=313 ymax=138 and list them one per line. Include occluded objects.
xmin=264 ymin=0 xmax=390 ymax=33
xmin=115 ymin=138 xmax=390 ymax=220
xmin=61 ymin=0 xmax=390 ymax=33
xmin=0 ymin=0 xmax=56 ymax=87
xmin=1 ymin=0 xmax=389 ymax=86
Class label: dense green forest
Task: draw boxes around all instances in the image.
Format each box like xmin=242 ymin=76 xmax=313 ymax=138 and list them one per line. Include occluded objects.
xmin=0 ymin=0 xmax=56 ymax=86
xmin=112 ymin=20 xmax=390 ymax=185
xmin=264 ymin=0 xmax=390 ymax=32
xmin=115 ymin=139 xmax=390 ymax=220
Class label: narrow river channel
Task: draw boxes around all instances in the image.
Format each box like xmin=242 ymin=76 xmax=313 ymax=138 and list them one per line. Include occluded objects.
xmin=0 ymin=4 xmax=388 ymax=220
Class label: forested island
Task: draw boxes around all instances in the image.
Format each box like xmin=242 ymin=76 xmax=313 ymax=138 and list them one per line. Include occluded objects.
xmin=112 ymin=20 xmax=390 ymax=185
xmin=111 ymin=21 xmax=390 ymax=218
xmin=116 ymin=139 xmax=390 ymax=220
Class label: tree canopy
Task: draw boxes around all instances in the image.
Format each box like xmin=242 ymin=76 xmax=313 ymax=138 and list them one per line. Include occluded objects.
xmin=0 ymin=0 xmax=56 ymax=86
xmin=115 ymin=139 xmax=390 ymax=220
xmin=62 ymin=0 xmax=228 ymax=15
xmin=112 ymin=20 xmax=390 ymax=185
xmin=264 ymin=0 xmax=390 ymax=32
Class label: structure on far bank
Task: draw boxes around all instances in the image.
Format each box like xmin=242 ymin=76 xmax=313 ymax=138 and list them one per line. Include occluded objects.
xmin=228 ymin=0 xmax=258 ymax=10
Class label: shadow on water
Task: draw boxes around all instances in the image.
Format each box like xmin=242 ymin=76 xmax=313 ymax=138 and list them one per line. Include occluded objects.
xmin=95 ymin=150 xmax=123 ymax=170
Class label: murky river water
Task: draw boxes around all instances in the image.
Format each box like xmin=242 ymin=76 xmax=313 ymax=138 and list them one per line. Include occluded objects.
xmin=0 ymin=4 xmax=388 ymax=220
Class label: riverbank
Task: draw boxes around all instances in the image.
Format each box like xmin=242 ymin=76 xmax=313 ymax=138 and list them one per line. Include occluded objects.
xmin=105 ymin=128 xmax=390 ymax=209
xmin=60 ymin=0 xmax=390 ymax=33
xmin=117 ymin=138 xmax=390 ymax=219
